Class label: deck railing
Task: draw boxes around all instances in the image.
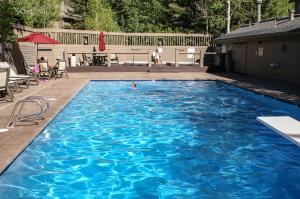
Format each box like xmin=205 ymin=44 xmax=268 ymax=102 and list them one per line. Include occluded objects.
xmin=16 ymin=27 xmax=214 ymax=47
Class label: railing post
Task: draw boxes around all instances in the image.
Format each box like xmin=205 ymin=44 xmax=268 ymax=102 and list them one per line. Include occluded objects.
xmin=148 ymin=50 xmax=152 ymax=67
xmin=107 ymin=50 xmax=111 ymax=67
xmin=175 ymin=49 xmax=179 ymax=67
xmin=64 ymin=49 xmax=68 ymax=66
xmin=199 ymin=50 xmax=204 ymax=67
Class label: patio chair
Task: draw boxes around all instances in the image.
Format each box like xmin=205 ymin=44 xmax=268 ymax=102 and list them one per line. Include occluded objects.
xmin=9 ymin=68 xmax=30 ymax=89
xmin=0 ymin=68 xmax=14 ymax=102
xmin=111 ymin=54 xmax=119 ymax=66
xmin=56 ymin=59 xmax=69 ymax=79
xmin=0 ymin=62 xmax=29 ymax=89
xmin=80 ymin=54 xmax=92 ymax=66
xmin=39 ymin=61 xmax=54 ymax=80
xmin=24 ymin=61 xmax=39 ymax=85
xmin=24 ymin=64 xmax=39 ymax=85
xmin=187 ymin=47 xmax=196 ymax=65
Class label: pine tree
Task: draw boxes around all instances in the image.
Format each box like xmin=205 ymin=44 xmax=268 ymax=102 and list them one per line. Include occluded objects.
xmin=65 ymin=0 xmax=88 ymax=29
xmin=109 ymin=0 xmax=139 ymax=32
xmin=108 ymin=0 xmax=166 ymax=32
xmin=231 ymin=0 xmax=256 ymax=29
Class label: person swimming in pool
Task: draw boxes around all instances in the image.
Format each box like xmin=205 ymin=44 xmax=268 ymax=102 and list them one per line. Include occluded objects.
xmin=131 ymin=82 xmax=137 ymax=88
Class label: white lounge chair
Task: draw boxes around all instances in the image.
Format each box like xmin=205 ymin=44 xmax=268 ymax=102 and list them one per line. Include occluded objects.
xmin=9 ymin=72 xmax=30 ymax=89
xmin=0 ymin=68 xmax=14 ymax=102
xmin=0 ymin=62 xmax=30 ymax=88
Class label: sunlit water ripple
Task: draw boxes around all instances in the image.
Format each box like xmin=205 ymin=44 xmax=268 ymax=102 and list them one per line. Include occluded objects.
xmin=0 ymin=81 xmax=300 ymax=198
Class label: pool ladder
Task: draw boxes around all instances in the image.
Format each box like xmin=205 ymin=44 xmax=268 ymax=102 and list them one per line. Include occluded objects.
xmin=7 ymin=96 xmax=50 ymax=128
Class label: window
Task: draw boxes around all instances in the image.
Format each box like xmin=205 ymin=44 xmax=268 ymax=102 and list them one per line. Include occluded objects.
xmin=258 ymin=47 xmax=264 ymax=56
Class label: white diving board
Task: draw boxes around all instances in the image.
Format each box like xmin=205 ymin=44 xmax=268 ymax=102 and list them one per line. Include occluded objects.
xmin=257 ymin=116 xmax=300 ymax=147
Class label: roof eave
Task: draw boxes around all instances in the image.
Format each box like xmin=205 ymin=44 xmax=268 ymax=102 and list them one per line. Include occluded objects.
xmin=215 ymin=31 xmax=300 ymax=43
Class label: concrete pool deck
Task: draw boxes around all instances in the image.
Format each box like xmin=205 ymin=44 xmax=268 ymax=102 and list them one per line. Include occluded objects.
xmin=0 ymin=72 xmax=299 ymax=174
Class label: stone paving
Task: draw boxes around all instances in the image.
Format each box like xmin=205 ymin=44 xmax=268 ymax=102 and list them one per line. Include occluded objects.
xmin=217 ymin=73 xmax=300 ymax=106
xmin=0 ymin=72 xmax=299 ymax=173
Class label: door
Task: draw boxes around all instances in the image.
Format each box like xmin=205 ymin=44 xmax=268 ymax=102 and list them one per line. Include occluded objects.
xmin=232 ymin=44 xmax=247 ymax=74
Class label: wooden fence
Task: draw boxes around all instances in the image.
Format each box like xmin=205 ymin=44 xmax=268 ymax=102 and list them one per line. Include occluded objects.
xmin=14 ymin=26 xmax=214 ymax=67
xmin=16 ymin=27 xmax=214 ymax=47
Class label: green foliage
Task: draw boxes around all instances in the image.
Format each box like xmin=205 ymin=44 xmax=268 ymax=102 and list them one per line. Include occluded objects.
xmin=263 ymin=0 xmax=293 ymax=19
xmin=108 ymin=0 xmax=167 ymax=32
xmin=165 ymin=1 xmax=189 ymax=32
xmin=66 ymin=0 xmax=88 ymax=29
xmin=109 ymin=0 xmax=139 ymax=32
xmin=0 ymin=0 xmax=22 ymax=42
xmin=0 ymin=0 xmax=296 ymax=43
xmin=84 ymin=0 xmax=119 ymax=31
xmin=189 ymin=0 xmax=292 ymax=34
xmin=230 ymin=0 xmax=256 ymax=30
xmin=208 ymin=1 xmax=227 ymax=34
xmin=67 ymin=0 xmax=295 ymax=34
xmin=0 ymin=0 xmax=61 ymax=42
xmin=20 ymin=0 xmax=62 ymax=28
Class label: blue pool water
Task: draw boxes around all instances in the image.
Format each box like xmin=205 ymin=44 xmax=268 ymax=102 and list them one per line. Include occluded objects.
xmin=0 ymin=81 xmax=300 ymax=198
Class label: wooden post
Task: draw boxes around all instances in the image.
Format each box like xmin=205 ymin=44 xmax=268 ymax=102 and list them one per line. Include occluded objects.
xmin=107 ymin=50 xmax=111 ymax=67
xmin=148 ymin=50 xmax=152 ymax=67
xmin=63 ymin=49 xmax=68 ymax=66
xmin=175 ymin=49 xmax=179 ymax=67
xmin=63 ymin=49 xmax=66 ymax=60
xmin=199 ymin=50 xmax=204 ymax=67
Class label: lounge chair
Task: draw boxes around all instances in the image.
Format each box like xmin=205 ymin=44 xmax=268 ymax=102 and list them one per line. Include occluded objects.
xmin=0 ymin=68 xmax=14 ymax=102
xmin=56 ymin=59 xmax=68 ymax=78
xmin=39 ymin=61 xmax=54 ymax=80
xmin=0 ymin=62 xmax=30 ymax=88
xmin=9 ymin=68 xmax=30 ymax=89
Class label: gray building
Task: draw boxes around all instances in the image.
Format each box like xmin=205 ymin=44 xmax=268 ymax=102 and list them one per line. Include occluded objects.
xmin=216 ymin=0 xmax=300 ymax=84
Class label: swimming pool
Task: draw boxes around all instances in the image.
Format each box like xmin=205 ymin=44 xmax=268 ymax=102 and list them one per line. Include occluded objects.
xmin=0 ymin=81 xmax=300 ymax=198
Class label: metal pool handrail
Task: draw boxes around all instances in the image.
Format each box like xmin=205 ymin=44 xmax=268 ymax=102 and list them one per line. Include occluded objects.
xmin=7 ymin=96 xmax=50 ymax=128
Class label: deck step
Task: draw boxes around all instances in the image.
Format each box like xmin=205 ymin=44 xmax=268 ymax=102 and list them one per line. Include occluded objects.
xmin=257 ymin=116 xmax=300 ymax=147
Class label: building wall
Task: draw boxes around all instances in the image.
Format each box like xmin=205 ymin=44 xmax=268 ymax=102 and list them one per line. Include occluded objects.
xmin=230 ymin=44 xmax=247 ymax=74
xmin=227 ymin=35 xmax=300 ymax=83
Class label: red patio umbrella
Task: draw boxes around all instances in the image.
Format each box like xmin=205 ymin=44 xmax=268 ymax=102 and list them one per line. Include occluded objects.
xmin=99 ymin=31 xmax=106 ymax=51
xmin=17 ymin=33 xmax=60 ymax=61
